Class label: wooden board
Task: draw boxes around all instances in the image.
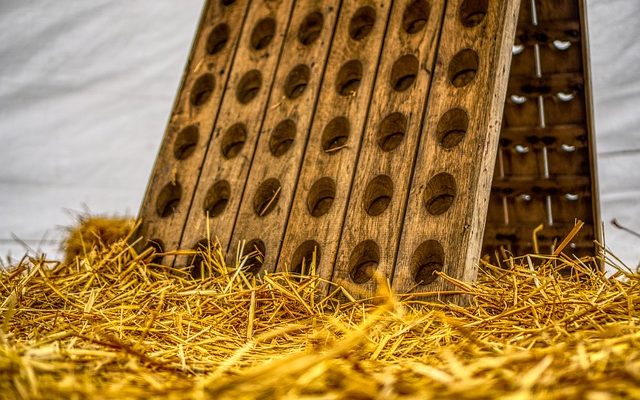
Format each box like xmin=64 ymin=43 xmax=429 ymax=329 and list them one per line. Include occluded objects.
xmin=483 ymin=0 xmax=602 ymax=261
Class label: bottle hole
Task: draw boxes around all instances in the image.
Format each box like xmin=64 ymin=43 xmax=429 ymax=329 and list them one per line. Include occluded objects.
xmin=459 ymin=0 xmax=488 ymax=28
xmin=253 ymin=178 xmax=282 ymax=217
xmin=298 ymin=11 xmax=324 ymax=45
xmin=424 ymin=173 xmax=457 ymax=215
xmin=363 ymin=175 xmax=393 ymax=216
xmin=173 ymin=125 xmax=199 ymax=160
xmin=412 ymin=240 xmax=444 ymax=285
xmin=349 ymin=6 xmax=376 ymax=40
xmin=236 ymin=70 xmax=262 ymax=104
xmin=348 ymin=240 xmax=380 ymax=284
xmin=284 ymin=64 xmax=311 ymax=99
xmin=241 ymin=239 xmax=266 ymax=275
xmin=402 ymin=0 xmax=431 ymax=34
xmin=206 ymin=23 xmax=230 ymax=55
xmin=156 ymin=182 xmax=182 ymax=218
xmin=390 ymin=54 xmax=419 ymax=92
xmin=203 ymin=180 xmax=231 ymax=218
xmin=190 ymin=73 xmax=215 ymax=107
xmin=307 ymin=177 xmax=336 ymax=218
xmin=250 ymin=18 xmax=276 ymax=50
xmin=336 ymin=60 xmax=363 ymax=96
xmin=436 ymin=108 xmax=468 ymax=149
xmin=221 ymin=123 xmax=247 ymax=159
xmin=377 ymin=112 xmax=407 ymax=152
xmin=322 ymin=116 xmax=350 ymax=153
xmin=269 ymin=119 xmax=296 ymax=157
xmin=291 ymin=240 xmax=321 ymax=275
xmin=448 ymin=49 xmax=479 ymax=88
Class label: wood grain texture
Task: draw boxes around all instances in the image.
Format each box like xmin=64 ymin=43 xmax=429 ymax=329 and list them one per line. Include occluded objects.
xmin=393 ymin=0 xmax=520 ymax=300
xmin=177 ymin=0 xmax=296 ymax=268
xmin=330 ymin=0 xmax=446 ymax=298
xmin=227 ymin=0 xmax=341 ymax=275
xmin=277 ymin=0 xmax=393 ymax=280
xmin=136 ymin=0 xmax=249 ymax=264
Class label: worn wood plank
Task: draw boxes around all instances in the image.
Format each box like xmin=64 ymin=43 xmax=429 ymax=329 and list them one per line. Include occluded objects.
xmin=277 ymin=1 xmax=393 ymax=279
xmin=393 ymin=0 xmax=520 ymax=299
xmin=227 ymin=0 xmax=341 ymax=274
xmin=330 ymin=0 xmax=447 ymax=297
xmin=176 ymin=0 xmax=298 ymax=273
xmin=135 ymin=0 xmax=250 ymax=264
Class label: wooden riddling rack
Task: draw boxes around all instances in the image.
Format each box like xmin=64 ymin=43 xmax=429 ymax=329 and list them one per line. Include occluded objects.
xmin=137 ymin=0 xmax=524 ymax=302
xmin=482 ymin=0 xmax=601 ymax=261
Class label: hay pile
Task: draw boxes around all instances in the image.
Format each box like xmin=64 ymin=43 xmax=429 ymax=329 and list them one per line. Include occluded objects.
xmin=1 ymin=220 xmax=639 ymax=399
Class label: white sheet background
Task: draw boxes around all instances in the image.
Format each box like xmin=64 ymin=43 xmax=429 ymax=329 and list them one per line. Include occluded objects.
xmin=1 ymin=1 xmax=638 ymax=268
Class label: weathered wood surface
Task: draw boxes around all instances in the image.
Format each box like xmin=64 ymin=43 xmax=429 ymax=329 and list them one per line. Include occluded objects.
xmin=177 ymin=0 xmax=296 ymax=271
xmin=330 ymin=0 xmax=446 ymax=297
xmin=277 ymin=0 xmax=393 ymax=280
xmin=483 ymin=0 xmax=601 ymax=260
xmin=136 ymin=0 xmax=249 ymax=265
xmin=393 ymin=0 xmax=521 ymax=299
xmin=228 ymin=0 xmax=341 ymax=275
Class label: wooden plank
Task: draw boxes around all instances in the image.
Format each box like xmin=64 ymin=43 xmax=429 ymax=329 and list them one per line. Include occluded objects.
xmin=135 ymin=0 xmax=250 ymax=264
xmin=277 ymin=1 xmax=393 ymax=280
xmin=393 ymin=0 xmax=520 ymax=300
xmin=330 ymin=0 xmax=447 ymax=297
xmin=227 ymin=0 xmax=341 ymax=274
xmin=177 ymin=0 xmax=296 ymax=271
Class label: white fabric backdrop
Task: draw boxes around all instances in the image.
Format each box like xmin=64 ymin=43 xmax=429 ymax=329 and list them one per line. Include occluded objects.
xmin=1 ymin=0 xmax=638 ymax=268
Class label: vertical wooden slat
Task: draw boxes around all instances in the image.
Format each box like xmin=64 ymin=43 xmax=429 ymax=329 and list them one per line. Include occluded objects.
xmin=393 ymin=0 xmax=520 ymax=300
xmin=228 ymin=0 xmax=341 ymax=274
xmin=178 ymin=0 xmax=297 ymax=267
xmin=136 ymin=0 xmax=250 ymax=264
xmin=277 ymin=1 xmax=393 ymax=279
xmin=330 ymin=0 xmax=447 ymax=298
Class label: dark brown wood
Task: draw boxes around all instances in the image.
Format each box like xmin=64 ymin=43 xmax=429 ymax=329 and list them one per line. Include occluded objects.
xmin=483 ymin=0 xmax=602 ymax=262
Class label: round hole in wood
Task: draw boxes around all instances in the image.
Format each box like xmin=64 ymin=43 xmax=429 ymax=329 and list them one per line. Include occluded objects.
xmin=349 ymin=6 xmax=376 ymax=41
xmin=437 ymin=108 xmax=468 ymax=149
xmin=156 ymin=182 xmax=182 ymax=218
xmin=298 ymin=11 xmax=324 ymax=45
xmin=448 ymin=49 xmax=479 ymax=88
xmin=284 ymin=64 xmax=311 ymax=99
xmin=363 ymin=175 xmax=393 ymax=216
xmin=206 ymin=23 xmax=230 ymax=55
xmin=270 ymin=119 xmax=296 ymax=157
xmin=203 ymin=180 xmax=231 ymax=218
xmin=250 ymin=17 xmax=276 ymax=50
xmin=390 ymin=54 xmax=419 ymax=92
xmin=336 ymin=60 xmax=363 ymax=96
xmin=424 ymin=172 xmax=457 ymax=215
xmin=412 ymin=240 xmax=444 ymax=285
xmin=147 ymin=239 xmax=165 ymax=265
xmin=221 ymin=123 xmax=247 ymax=159
xmin=236 ymin=70 xmax=262 ymax=104
xmin=291 ymin=240 xmax=321 ymax=275
xmin=348 ymin=240 xmax=380 ymax=284
xmin=402 ymin=0 xmax=431 ymax=34
xmin=459 ymin=0 xmax=488 ymax=28
xmin=241 ymin=239 xmax=266 ymax=276
xmin=307 ymin=177 xmax=336 ymax=218
xmin=321 ymin=116 xmax=350 ymax=153
xmin=190 ymin=73 xmax=215 ymax=107
xmin=173 ymin=125 xmax=199 ymax=160
xmin=253 ymin=178 xmax=281 ymax=217
xmin=221 ymin=0 xmax=235 ymax=6
xmin=377 ymin=112 xmax=407 ymax=152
